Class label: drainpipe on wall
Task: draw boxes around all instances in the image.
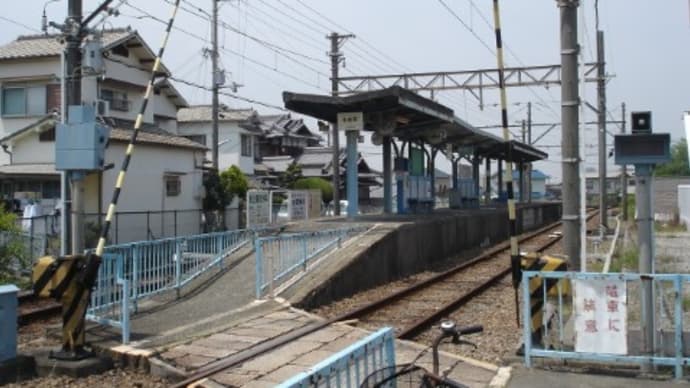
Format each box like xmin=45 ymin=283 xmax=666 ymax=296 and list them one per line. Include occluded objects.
xmin=1 ymin=144 xmax=11 ymax=164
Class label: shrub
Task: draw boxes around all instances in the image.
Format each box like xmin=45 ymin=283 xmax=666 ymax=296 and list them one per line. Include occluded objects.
xmin=294 ymin=177 xmax=334 ymax=204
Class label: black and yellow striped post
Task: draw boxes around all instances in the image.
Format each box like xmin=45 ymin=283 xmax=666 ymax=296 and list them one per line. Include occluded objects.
xmin=521 ymin=253 xmax=568 ymax=346
xmin=492 ymin=0 xmax=521 ymax=326
xmin=30 ymin=0 xmax=182 ymax=360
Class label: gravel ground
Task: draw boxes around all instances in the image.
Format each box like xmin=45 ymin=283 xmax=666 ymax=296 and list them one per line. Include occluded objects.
xmin=12 ymin=318 xmax=171 ymax=387
xmin=4 ymin=370 xmax=169 ymax=388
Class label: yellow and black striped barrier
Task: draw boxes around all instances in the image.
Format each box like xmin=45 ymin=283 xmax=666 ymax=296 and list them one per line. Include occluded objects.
xmin=33 ymin=254 xmax=99 ymax=359
xmin=521 ymin=253 xmax=568 ymax=345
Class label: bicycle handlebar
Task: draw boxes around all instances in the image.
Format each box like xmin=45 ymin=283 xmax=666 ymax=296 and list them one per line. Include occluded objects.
xmin=457 ymin=324 xmax=483 ymax=336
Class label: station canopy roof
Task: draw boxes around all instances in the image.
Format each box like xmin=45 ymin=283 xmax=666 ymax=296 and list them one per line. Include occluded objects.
xmin=283 ymin=86 xmax=546 ymax=163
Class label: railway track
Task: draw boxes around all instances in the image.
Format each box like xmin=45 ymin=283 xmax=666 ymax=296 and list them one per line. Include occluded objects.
xmin=332 ymin=210 xmax=598 ymax=340
xmin=172 ymin=215 xmax=598 ymax=387
xmin=17 ymin=291 xmax=61 ymax=327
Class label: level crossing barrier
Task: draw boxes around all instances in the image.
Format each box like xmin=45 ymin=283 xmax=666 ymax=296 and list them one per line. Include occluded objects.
xmin=278 ymin=327 xmax=395 ymax=387
xmin=255 ymin=226 xmax=369 ymax=298
xmin=86 ymin=228 xmax=257 ymax=344
xmin=522 ymin=271 xmax=690 ymax=379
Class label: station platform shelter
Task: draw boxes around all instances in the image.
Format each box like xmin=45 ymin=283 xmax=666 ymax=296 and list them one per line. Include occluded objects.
xmin=283 ymin=86 xmax=546 ymax=216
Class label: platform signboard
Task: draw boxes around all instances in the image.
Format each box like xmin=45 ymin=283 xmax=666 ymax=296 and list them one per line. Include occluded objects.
xmin=573 ymin=278 xmax=627 ymax=354
xmin=247 ymin=190 xmax=270 ymax=228
xmin=337 ymin=112 xmax=363 ymax=133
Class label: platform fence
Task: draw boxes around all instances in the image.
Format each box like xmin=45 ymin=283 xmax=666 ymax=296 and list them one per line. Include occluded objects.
xmin=522 ymin=271 xmax=690 ymax=379
xmin=278 ymin=327 xmax=396 ymax=387
xmin=86 ymin=228 xmax=257 ymax=344
xmin=255 ymin=226 xmax=369 ymax=298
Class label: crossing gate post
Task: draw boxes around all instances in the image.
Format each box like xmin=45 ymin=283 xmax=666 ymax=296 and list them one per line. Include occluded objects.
xmin=521 ymin=253 xmax=568 ymax=346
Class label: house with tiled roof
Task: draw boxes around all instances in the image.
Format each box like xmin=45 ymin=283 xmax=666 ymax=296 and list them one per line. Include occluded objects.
xmin=177 ymin=105 xmax=260 ymax=175
xmin=242 ymin=113 xmax=322 ymax=158
xmin=0 ymin=28 xmax=207 ymax=243
xmin=256 ymin=147 xmax=380 ymax=201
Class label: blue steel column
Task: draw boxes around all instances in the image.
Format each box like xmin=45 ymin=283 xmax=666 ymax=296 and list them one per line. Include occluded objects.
xmin=346 ymin=130 xmax=359 ymax=217
xmin=383 ymin=136 xmax=392 ymax=214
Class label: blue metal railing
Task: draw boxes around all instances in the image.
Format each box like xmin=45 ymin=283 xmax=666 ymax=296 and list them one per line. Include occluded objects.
xmin=522 ymin=271 xmax=690 ymax=379
xmin=86 ymin=228 xmax=255 ymax=344
xmin=255 ymin=226 xmax=368 ymax=298
xmin=278 ymin=327 xmax=396 ymax=387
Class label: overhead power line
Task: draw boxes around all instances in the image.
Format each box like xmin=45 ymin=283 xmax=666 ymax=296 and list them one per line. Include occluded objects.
xmin=0 ymin=15 xmax=42 ymax=33
xmin=123 ymin=2 xmax=325 ymax=90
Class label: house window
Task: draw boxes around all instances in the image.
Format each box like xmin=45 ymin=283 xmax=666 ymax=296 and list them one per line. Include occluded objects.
xmin=183 ymin=134 xmax=207 ymax=146
xmin=39 ymin=127 xmax=55 ymax=142
xmin=2 ymin=86 xmax=46 ymax=116
xmin=100 ymin=89 xmax=130 ymax=112
xmin=165 ymin=175 xmax=181 ymax=197
xmin=241 ymin=134 xmax=252 ymax=157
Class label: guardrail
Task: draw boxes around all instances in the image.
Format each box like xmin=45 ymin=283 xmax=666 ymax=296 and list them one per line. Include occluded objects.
xmin=522 ymin=271 xmax=690 ymax=379
xmin=86 ymin=228 xmax=255 ymax=344
xmin=255 ymin=226 xmax=368 ymax=298
xmin=278 ymin=327 xmax=396 ymax=387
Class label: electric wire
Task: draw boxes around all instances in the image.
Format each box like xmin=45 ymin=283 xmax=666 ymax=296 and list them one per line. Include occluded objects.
xmin=122 ymin=2 xmax=324 ymax=91
xmin=0 ymin=15 xmax=42 ymax=33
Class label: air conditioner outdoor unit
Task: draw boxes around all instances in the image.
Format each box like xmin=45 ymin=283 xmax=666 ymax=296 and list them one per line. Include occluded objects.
xmin=94 ymin=99 xmax=110 ymax=117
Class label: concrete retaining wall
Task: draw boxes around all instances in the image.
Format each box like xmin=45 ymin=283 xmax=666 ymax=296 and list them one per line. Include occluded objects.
xmin=295 ymin=202 xmax=561 ymax=309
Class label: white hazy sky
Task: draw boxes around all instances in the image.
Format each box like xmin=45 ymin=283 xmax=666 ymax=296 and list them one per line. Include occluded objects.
xmin=2 ymin=0 xmax=690 ymax=182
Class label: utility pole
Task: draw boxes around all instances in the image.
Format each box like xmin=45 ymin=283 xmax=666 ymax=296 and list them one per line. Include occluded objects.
xmin=328 ymin=32 xmax=354 ymax=216
xmin=620 ymin=102 xmax=628 ymax=221
xmin=527 ymin=102 xmax=532 ymax=202
xmin=597 ymin=30 xmax=608 ymax=230
xmin=211 ymin=0 xmax=219 ymax=171
xmin=559 ymin=0 xmax=581 ymax=271
xmin=66 ymin=0 xmax=84 ymax=254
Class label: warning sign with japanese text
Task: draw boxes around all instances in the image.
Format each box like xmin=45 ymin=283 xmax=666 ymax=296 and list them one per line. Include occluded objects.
xmin=573 ymin=278 xmax=627 ymax=354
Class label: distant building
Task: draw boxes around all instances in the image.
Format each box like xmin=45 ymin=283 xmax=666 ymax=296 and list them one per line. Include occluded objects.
xmin=242 ymin=113 xmax=322 ymax=158
xmin=177 ymin=105 xmax=260 ymax=175
xmin=488 ymin=168 xmax=549 ymax=200
xmin=257 ymin=147 xmax=380 ymax=202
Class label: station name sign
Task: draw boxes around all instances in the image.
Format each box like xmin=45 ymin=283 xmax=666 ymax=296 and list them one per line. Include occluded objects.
xmin=337 ymin=112 xmax=363 ymax=133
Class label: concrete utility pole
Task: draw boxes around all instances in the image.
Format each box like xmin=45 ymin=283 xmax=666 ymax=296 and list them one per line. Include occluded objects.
xmin=620 ymin=102 xmax=628 ymax=221
xmin=636 ymin=163 xmax=655 ymax=368
xmin=66 ymin=0 xmax=84 ymax=254
xmin=527 ymin=102 xmax=532 ymax=202
xmin=211 ymin=0 xmax=220 ymax=171
xmin=597 ymin=30 xmax=608 ymax=230
xmin=558 ymin=0 xmax=581 ymax=271
xmin=328 ymin=32 xmax=354 ymax=216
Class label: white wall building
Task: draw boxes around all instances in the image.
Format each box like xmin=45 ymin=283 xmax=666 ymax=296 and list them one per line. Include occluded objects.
xmin=177 ymin=106 xmax=260 ymax=175
xmin=0 ymin=28 xmax=207 ymax=244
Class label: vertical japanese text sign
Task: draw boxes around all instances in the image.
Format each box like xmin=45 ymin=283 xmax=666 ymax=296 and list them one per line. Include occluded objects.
xmin=574 ymin=278 xmax=627 ymax=354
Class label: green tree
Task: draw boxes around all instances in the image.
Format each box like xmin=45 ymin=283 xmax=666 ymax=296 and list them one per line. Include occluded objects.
xmin=220 ymin=165 xmax=249 ymax=201
xmin=655 ymin=138 xmax=690 ymax=176
xmin=202 ymin=170 xmax=229 ymax=210
xmin=0 ymin=203 xmax=26 ymax=284
xmin=294 ymin=177 xmax=334 ymax=203
xmin=280 ymin=162 xmax=303 ymax=189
